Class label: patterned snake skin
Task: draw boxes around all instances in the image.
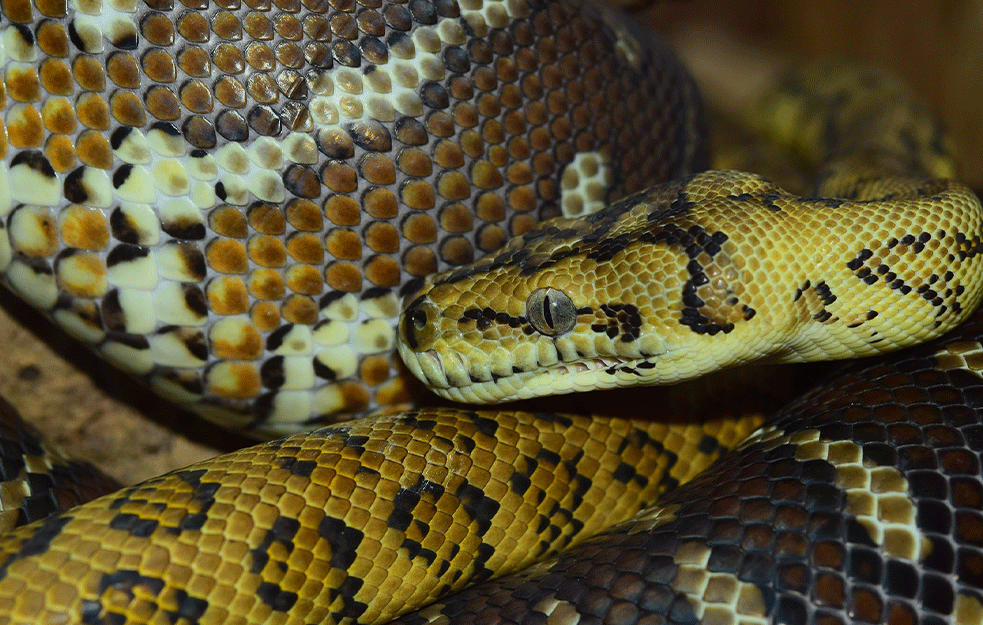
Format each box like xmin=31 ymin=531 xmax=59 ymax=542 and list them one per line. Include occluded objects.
xmin=389 ymin=307 xmax=983 ymax=625
xmin=0 ymin=0 xmax=980 ymax=624
xmin=0 ymin=0 xmax=705 ymax=434
xmin=396 ymin=65 xmax=983 ymax=404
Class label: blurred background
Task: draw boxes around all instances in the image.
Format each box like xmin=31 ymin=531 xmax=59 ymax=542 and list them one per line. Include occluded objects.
xmin=649 ymin=1 xmax=983 ymax=189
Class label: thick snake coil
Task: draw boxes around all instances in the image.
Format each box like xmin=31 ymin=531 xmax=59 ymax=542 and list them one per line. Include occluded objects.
xmin=0 ymin=0 xmax=979 ymax=625
xmin=0 ymin=0 xmax=704 ymax=434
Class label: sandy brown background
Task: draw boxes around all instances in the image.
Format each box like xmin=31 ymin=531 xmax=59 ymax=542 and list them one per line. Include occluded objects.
xmin=1 ymin=1 xmax=981 ymax=485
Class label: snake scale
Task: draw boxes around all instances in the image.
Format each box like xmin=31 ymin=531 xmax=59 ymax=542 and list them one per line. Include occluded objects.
xmin=0 ymin=0 xmax=977 ymax=622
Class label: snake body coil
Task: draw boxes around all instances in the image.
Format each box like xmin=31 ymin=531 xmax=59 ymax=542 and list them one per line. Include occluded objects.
xmin=0 ymin=407 xmax=759 ymax=623
xmin=390 ymin=310 xmax=983 ymax=625
xmin=0 ymin=0 xmax=979 ymax=624
xmin=0 ymin=0 xmax=705 ymax=434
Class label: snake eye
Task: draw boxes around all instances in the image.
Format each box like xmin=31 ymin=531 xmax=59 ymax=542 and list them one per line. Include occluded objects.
xmin=399 ymin=299 xmax=440 ymax=351
xmin=408 ymin=308 xmax=427 ymax=330
xmin=526 ymin=287 xmax=577 ymax=336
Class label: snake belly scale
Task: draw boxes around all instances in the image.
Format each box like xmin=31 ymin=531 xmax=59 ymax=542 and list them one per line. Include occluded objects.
xmin=0 ymin=0 xmax=978 ymax=623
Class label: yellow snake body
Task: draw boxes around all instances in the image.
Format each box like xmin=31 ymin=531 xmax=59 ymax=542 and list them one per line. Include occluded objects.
xmin=0 ymin=0 xmax=980 ymax=623
xmin=0 ymin=408 xmax=760 ymax=623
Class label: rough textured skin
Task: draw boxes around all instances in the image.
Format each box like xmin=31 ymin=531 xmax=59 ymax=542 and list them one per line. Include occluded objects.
xmin=0 ymin=0 xmax=706 ymax=435
xmin=399 ymin=172 xmax=983 ymax=403
xmin=0 ymin=408 xmax=758 ymax=624
xmin=390 ymin=306 xmax=983 ymax=625
xmin=397 ymin=66 xmax=983 ymax=404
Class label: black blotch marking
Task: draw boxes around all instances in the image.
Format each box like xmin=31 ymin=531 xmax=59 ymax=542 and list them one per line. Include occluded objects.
xmin=181 ymin=283 xmax=209 ymax=316
xmin=11 ymin=151 xmax=56 ymax=179
xmin=330 ymin=576 xmax=368 ymax=621
xmin=469 ymin=413 xmax=499 ymax=438
xmin=652 ymin=223 xmax=739 ymax=335
xmin=10 ymin=23 xmax=34 ymax=46
xmin=698 ymin=435 xmax=720 ymax=454
xmin=257 ymin=582 xmax=298 ymax=612
xmin=63 ymin=168 xmax=89 ymax=203
xmin=106 ymin=244 xmax=150 ymax=268
xmin=388 ymin=488 xmax=421 ymax=532
xmin=319 ymin=516 xmax=365 ymax=569
xmin=250 ymin=516 xmax=301 ymax=576
xmin=265 ymin=325 xmax=294 ymax=352
xmin=87 ymin=570 xmax=208 ymax=623
xmin=162 ymin=217 xmax=207 ymax=241
xmin=455 ymin=482 xmax=499 ymax=535
xmin=108 ymin=513 xmax=159 ymax=537
xmin=109 ymin=207 xmax=145 ymax=244
xmin=0 ymin=513 xmax=71 ymax=580
xmin=276 ymin=456 xmax=317 ymax=478
xmin=593 ymin=304 xmax=643 ymax=343
xmin=110 ymin=126 xmax=133 ymax=150
xmin=814 ymin=281 xmax=836 ymax=306
xmin=260 ymin=356 xmax=286 ymax=390
xmin=112 ymin=164 xmax=134 ymax=189
xmin=536 ymin=448 xmax=561 ymax=466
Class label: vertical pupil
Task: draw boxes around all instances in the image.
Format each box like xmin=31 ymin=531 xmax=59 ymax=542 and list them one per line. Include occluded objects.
xmin=543 ymin=294 xmax=554 ymax=328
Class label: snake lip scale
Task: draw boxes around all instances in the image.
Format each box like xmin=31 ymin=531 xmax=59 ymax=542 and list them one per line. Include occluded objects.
xmin=406 ymin=341 xmax=633 ymax=403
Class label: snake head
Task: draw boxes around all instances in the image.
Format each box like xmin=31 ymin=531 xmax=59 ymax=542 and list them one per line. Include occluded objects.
xmin=398 ymin=167 xmax=983 ymax=405
xmin=396 ymin=175 xmax=775 ymax=404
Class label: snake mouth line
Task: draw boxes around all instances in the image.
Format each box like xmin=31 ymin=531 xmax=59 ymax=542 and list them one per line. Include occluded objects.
xmin=408 ymin=348 xmax=648 ymax=404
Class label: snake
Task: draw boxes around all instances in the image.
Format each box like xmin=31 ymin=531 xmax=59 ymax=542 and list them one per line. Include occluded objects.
xmin=0 ymin=0 xmax=978 ymax=623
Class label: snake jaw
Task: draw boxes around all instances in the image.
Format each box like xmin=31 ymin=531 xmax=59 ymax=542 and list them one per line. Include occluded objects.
xmin=403 ymin=341 xmax=663 ymax=404
xmin=429 ymin=356 xmax=653 ymax=404
xmin=412 ymin=349 xmax=450 ymax=389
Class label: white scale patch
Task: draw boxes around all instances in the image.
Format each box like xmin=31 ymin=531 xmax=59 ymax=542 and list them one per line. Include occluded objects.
xmin=593 ymin=3 xmax=641 ymax=71
xmin=309 ymin=33 xmax=437 ymax=129
xmin=671 ymin=541 xmax=770 ymax=625
xmin=747 ymin=427 xmax=927 ymax=561
xmin=459 ymin=0 xmax=530 ymax=32
xmin=560 ymin=152 xmax=612 ymax=218
xmin=306 ymin=0 xmax=526 ymax=131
